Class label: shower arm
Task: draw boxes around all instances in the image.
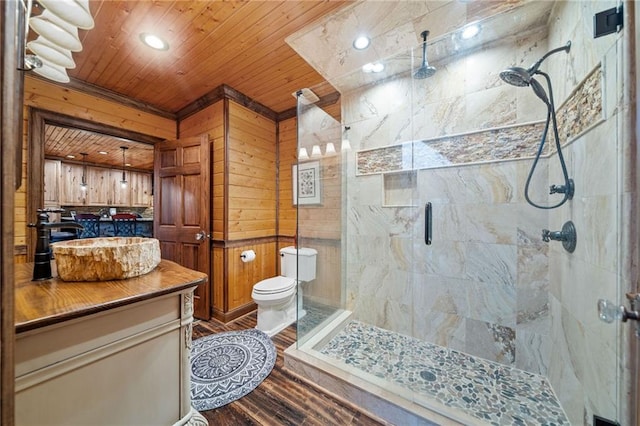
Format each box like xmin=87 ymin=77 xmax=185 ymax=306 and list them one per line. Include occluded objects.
xmin=528 ymin=41 xmax=571 ymax=74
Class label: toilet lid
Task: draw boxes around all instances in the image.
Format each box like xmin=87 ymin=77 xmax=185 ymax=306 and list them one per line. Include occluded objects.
xmin=254 ymin=276 xmax=296 ymax=294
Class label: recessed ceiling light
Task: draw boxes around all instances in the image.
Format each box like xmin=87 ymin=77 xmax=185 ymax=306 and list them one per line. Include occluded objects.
xmin=125 ymin=163 xmax=131 ymax=167
xmin=98 ymin=151 xmax=108 ymax=155
xmin=353 ymin=35 xmax=370 ymax=50
xmin=461 ymin=24 xmax=480 ymax=40
xmin=139 ymin=32 xmax=169 ymax=51
xmin=362 ymin=62 xmax=384 ymax=73
xmin=66 ymin=154 xmax=75 ymax=159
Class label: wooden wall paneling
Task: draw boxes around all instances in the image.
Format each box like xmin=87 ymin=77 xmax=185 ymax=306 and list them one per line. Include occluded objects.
xmin=223 ymin=99 xmax=230 ymax=242
xmin=24 ymin=77 xmax=175 ymax=139
xmin=212 ymin=247 xmax=225 ymax=317
xmin=227 ymin=101 xmax=276 ymax=240
xmin=277 ymin=117 xmax=297 ymax=237
xmin=212 ymin=103 xmax=225 ymax=241
xmin=226 ymin=242 xmax=276 ymax=311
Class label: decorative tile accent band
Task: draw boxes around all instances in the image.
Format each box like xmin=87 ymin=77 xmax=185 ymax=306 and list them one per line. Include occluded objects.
xmin=356 ymin=64 xmax=603 ymax=176
xmin=556 ymin=64 xmax=603 ymax=144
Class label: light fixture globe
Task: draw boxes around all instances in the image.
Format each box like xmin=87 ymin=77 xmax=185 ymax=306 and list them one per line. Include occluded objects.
xmin=38 ymin=0 xmax=95 ymax=30
xmin=32 ymin=58 xmax=70 ymax=83
xmin=27 ymin=37 xmax=76 ymax=68
xmin=29 ymin=9 xmax=83 ymax=52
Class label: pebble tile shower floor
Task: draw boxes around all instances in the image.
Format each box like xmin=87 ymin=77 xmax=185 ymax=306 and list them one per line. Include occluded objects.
xmin=319 ymin=320 xmax=569 ymax=425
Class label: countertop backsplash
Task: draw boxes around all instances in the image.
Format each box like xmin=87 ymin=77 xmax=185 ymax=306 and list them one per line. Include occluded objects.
xmin=60 ymin=206 xmax=153 ymax=219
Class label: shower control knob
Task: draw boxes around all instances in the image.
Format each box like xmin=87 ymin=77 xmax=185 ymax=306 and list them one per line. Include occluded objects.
xmin=541 ymin=221 xmax=576 ymax=253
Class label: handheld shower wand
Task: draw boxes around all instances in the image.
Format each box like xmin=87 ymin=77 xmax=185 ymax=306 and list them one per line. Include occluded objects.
xmin=499 ymin=41 xmax=573 ymax=210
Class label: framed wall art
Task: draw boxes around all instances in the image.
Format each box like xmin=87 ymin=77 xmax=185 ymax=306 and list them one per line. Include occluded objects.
xmin=292 ymin=160 xmax=321 ymax=205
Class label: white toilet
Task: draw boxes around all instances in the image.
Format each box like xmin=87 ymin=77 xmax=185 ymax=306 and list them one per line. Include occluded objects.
xmin=251 ymin=246 xmax=317 ymax=336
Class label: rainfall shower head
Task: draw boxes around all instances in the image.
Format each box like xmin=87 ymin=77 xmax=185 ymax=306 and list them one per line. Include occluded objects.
xmin=414 ymin=30 xmax=436 ymax=79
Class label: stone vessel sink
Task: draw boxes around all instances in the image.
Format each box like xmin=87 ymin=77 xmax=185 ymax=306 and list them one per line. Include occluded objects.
xmin=52 ymin=237 xmax=161 ymax=281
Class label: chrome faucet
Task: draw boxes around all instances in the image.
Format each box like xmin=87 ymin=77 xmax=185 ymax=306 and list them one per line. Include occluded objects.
xmin=28 ymin=208 xmax=83 ymax=281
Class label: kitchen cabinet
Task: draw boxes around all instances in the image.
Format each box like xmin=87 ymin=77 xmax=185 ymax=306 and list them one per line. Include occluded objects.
xmin=87 ymin=167 xmax=131 ymax=206
xmin=88 ymin=166 xmax=109 ymax=205
xmin=60 ymin=162 xmax=87 ymax=205
xmin=43 ymin=159 xmax=60 ymax=204
xmin=110 ymin=169 xmax=132 ymax=206
xmin=130 ymin=171 xmax=153 ymax=207
xmin=57 ymin=161 xmax=150 ymax=207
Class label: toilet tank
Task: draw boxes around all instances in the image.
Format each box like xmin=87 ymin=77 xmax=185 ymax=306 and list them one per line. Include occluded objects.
xmin=280 ymin=246 xmax=317 ymax=282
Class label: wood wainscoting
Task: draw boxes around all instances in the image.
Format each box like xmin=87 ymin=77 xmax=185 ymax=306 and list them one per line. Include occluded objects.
xmin=212 ymin=238 xmax=278 ymax=322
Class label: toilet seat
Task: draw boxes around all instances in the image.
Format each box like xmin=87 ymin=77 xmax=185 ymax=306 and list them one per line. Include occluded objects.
xmin=253 ymin=276 xmax=296 ymax=295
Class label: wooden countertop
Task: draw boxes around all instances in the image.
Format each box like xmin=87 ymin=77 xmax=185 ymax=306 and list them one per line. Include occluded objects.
xmin=61 ymin=216 xmax=154 ymax=222
xmin=15 ymin=260 xmax=207 ymax=333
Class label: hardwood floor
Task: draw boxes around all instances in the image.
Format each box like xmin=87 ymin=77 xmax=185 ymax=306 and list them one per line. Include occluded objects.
xmin=192 ymin=313 xmax=387 ymax=426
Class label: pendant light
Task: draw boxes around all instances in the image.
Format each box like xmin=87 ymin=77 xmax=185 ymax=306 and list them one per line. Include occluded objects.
xmin=120 ymin=146 xmax=128 ymax=188
xmin=20 ymin=0 xmax=94 ymax=84
xmin=80 ymin=152 xmax=88 ymax=190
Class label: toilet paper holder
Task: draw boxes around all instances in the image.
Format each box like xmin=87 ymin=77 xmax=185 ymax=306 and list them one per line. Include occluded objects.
xmin=240 ymin=250 xmax=256 ymax=262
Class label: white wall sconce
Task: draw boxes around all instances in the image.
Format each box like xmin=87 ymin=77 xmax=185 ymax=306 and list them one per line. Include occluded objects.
xmin=342 ymin=126 xmax=352 ymax=151
xmin=325 ymin=142 xmax=337 ymax=156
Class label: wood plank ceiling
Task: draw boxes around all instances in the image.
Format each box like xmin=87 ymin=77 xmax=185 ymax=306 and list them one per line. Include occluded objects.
xmin=40 ymin=0 xmax=353 ymax=170
xmin=45 ymin=125 xmax=154 ymax=171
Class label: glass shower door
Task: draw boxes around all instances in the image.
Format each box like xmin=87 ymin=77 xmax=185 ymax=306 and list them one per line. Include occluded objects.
xmin=294 ymin=91 xmax=344 ymax=347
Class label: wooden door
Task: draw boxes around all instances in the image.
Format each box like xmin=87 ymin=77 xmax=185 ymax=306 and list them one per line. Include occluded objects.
xmin=154 ymin=135 xmax=211 ymax=319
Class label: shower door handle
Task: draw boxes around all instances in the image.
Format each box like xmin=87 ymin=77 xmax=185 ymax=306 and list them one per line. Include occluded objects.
xmin=425 ymin=202 xmax=432 ymax=245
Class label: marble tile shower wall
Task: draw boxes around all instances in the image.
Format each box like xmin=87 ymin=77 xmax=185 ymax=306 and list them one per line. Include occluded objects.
xmin=544 ymin=1 xmax=626 ymax=424
xmin=345 ymin=29 xmax=553 ymax=375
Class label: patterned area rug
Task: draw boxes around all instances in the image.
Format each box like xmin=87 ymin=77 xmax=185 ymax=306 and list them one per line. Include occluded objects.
xmin=191 ymin=329 xmax=276 ymax=411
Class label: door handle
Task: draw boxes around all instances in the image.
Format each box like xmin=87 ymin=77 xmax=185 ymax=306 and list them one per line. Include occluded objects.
xmin=425 ymin=202 xmax=432 ymax=245
xmin=598 ymin=293 xmax=640 ymax=337
xmin=195 ymin=230 xmax=210 ymax=242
